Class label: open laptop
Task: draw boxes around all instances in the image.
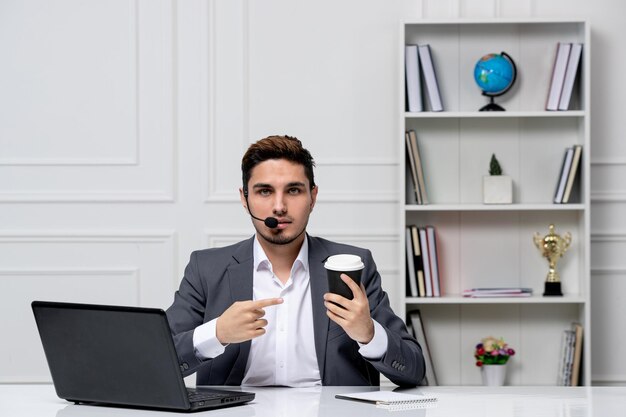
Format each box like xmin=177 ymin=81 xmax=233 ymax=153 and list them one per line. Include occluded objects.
xmin=31 ymin=301 xmax=255 ymax=412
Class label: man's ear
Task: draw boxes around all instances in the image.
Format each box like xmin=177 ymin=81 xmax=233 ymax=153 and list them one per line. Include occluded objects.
xmin=310 ymin=186 xmax=318 ymax=211
xmin=239 ymin=188 xmax=247 ymax=209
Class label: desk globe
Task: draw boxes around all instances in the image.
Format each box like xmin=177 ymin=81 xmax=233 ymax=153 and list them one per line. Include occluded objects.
xmin=474 ymin=52 xmax=517 ymax=111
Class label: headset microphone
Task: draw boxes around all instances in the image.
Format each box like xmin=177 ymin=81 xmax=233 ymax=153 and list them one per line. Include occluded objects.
xmin=243 ymin=189 xmax=279 ymax=229
xmin=249 ymin=211 xmax=279 ymax=229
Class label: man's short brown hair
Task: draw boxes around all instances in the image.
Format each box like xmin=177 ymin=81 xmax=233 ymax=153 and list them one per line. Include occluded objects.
xmin=241 ymin=135 xmax=316 ymax=193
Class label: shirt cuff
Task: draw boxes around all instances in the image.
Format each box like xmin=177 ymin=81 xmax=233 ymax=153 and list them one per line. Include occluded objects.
xmin=193 ymin=318 xmax=228 ymax=360
xmin=357 ymin=319 xmax=388 ymax=359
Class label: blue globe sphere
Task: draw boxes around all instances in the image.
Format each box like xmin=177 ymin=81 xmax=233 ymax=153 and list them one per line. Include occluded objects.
xmin=474 ymin=53 xmax=516 ymax=95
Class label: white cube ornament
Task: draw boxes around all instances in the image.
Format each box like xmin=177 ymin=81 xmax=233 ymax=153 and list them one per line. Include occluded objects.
xmin=483 ymin=175 xmax=513 ymax=204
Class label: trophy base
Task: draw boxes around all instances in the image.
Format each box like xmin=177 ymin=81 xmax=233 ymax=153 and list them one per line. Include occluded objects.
xmin=543 ymin=282 xmax=563 ymax=296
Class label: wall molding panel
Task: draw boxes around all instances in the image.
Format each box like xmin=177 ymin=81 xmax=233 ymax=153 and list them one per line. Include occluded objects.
xmin=591 ymin=267 xmax=626 ymax=276
xmin=0 ymin=230 xmax=177 ymax=303
xmin=0 ymin=230 xmax=176 ymax=382
xmin=0 ymin=0 xmax=175 ymax=203
xmin=0 ymin=0 xmax=140 ymax=168
xmin=0 ymin=267 xmax=139 ymax=276
xmin=591 ymin=192 xmax=626 ymax=203
xmin=591 ymin=160 xmax=626 ymax=202
xmin=0 ymin=267 xmax=141 ymax=383
xmin=0 ymin=191 xmax=175 ymax=203
xmin=0 ymin=230 xmax=176 ymax=243
xmin=590 ymin=232 xmax=626 ymax=243
xmin=0 ymin=157 xmax=139 ymax=167
xmin=202 ymin=0 xmax=249 ymax=203
xmin=591 ymin=158 xmax=626 ymax=165
xmin=590 ymin=376 xmax=626 ymax=386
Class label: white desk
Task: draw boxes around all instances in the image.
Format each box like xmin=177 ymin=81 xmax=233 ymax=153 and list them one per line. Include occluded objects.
xmin=1 ymin=384 xmax=625 ymax=416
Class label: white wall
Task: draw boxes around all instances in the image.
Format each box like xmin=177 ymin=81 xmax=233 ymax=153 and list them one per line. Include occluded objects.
xmin=1 ymin=0 xmax=624 ymax=385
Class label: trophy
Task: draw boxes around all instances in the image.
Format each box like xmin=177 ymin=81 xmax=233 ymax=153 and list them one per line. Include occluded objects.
xmin=533 ymin=224 xmax=572 ymax=296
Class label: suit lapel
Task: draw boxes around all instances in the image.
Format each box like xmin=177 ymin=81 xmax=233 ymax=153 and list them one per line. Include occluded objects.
xmin=227 ymin=236 xmax=255 ymax=302
xmin=307 ymin=235 xmax=331 ymax=381
xmin=225 ymin=236 xmax=255 ymax=384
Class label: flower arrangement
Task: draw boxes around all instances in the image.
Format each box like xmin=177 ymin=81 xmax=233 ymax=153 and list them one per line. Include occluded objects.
xmin=474 ymin=336 xmax=515 ymax=367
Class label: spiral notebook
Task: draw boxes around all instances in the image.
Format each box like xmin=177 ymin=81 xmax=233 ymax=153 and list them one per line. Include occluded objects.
xmin=335 ymin=390 xmax=437 ymax=410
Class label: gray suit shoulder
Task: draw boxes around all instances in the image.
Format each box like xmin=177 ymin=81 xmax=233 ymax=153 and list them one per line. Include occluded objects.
xmin=309 ymin=235 xmax=373 ymax=259
xmin=188 ymin=236 xmax=254 ymax=271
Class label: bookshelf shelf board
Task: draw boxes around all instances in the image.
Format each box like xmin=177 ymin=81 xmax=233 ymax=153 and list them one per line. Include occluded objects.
xmin=405 ymin=295 xmax=586 ymax=304
xmin=403 ymin=18 xmax=587 ymax=25
xmin=404 ymin=111 xmax=586 ymax=119
xmin=404 ymin=204 xmax=585 ymax=212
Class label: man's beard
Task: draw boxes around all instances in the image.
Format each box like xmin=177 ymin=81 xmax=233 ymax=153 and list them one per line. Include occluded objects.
xmin=256 ymin=223 xmax=307 ymax=246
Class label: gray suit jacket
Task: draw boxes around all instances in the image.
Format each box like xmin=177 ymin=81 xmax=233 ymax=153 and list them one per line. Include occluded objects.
xmin=166 ymin=234 xmax=425 ymax=387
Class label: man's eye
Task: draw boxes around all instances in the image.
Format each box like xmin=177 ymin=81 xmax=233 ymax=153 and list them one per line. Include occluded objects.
xmin=258 ymin=189 xmax=271 ymax=196
xmin=288 ymin=188 xmax=302 ymax=194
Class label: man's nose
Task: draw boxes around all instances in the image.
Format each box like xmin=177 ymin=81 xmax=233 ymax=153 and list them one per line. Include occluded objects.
xmin=272 ymin=192 xmax=287 ymax=214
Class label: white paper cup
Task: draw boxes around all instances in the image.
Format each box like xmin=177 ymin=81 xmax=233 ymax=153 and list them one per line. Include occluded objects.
xmin=324 ymin=254 xmax=364 ymax=300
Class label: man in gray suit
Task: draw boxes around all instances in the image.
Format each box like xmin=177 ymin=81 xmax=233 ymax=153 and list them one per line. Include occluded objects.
xmin=166 ymin=135 xmax=425 ymax=387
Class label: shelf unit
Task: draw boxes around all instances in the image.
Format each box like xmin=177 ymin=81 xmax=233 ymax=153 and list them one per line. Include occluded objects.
xmin=399 ymin=19 xmax=590 ymax=386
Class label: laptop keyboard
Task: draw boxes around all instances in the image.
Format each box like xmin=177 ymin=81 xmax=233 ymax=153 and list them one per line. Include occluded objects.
xmin=187 ymin=388 xmax=231 ymax=402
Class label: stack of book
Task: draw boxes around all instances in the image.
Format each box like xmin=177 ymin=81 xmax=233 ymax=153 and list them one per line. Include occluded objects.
xmin=407 ymin=310 xmax=437 ymax=385
xmin=546 ymin=42 xmax=583 ymax=111
xmin=405 ymin=225 xmax=441 ymax=297
xmin=405 ymin=130 xmax=428 ymax=204
xmin=557 ymin=323 xmax=584 ymax=386
xmin=405 ymin=44 xmax=443 ymax=112
xmin=462 ymin=288 xmax=533 ymax=298
xmin=554 ymin=145 xmax=582 ymax=203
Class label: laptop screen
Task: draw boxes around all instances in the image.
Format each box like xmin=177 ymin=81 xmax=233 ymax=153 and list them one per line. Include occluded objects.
xmin=32 ymin=301 xmax=190 ymax=410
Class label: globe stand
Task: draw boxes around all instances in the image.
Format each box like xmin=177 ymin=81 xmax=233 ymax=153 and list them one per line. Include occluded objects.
xmin=479 ymin=95 xmax=505 ymax=111
xmin=475 ymin=51 xmax=517 ymax=112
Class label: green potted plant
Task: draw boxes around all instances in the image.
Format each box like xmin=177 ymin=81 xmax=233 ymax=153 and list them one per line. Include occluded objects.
xmin=483 ymin=153 xmax=513 ymax=204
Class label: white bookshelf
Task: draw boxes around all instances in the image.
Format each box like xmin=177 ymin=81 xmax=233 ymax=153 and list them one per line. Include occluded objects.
xmin=399 ymin=19 xmax=590 ymax=386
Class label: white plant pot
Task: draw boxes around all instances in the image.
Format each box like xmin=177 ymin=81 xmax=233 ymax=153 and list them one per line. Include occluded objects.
xmin=481 ymin=364 xmax=507 ymax=386
xmin=483 ymin=175 xmax=513 ymax=204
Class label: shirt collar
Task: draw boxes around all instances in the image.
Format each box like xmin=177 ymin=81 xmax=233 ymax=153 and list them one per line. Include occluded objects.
xmin=253 ymin=234 xmax=309 ymax=275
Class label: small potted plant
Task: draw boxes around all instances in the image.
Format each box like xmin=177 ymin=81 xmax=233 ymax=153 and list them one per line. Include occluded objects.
xmin=475 ymin=336 xmax=516 ymax=386
xmin=483 ymin=153 xmax=513 ymax=204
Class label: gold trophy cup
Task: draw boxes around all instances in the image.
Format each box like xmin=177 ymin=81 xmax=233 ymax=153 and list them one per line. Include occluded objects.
xmin=533 ymin=224 xmax=571 ymax=296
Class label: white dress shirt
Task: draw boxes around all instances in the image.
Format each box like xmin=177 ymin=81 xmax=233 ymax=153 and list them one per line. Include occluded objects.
xmin=192 ymin=235 xmax=388 ymax=386
xmin=242 ymin=237 xmax=320 ymax=386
